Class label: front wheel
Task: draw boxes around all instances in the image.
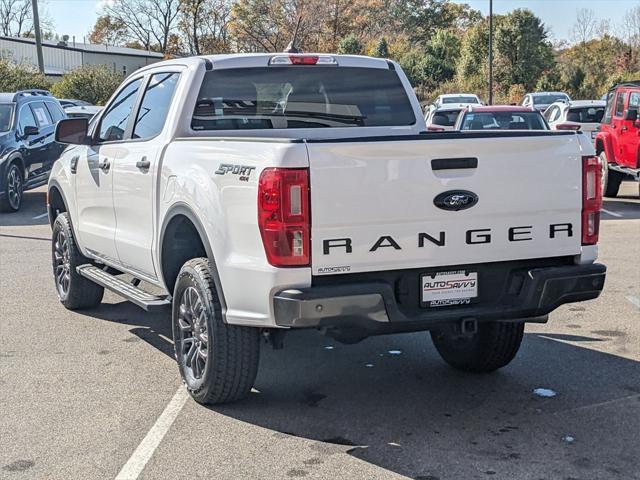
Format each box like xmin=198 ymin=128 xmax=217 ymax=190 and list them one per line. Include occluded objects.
xmin=51 ymin=213 xmax=104 ymax=309
xmin=431 ymin=322 xmax=524 ymax=373
xmin=0 ymin=162 xmax=24 ymax=212
xmin=172 ymin=258 xmax=260 ymax=405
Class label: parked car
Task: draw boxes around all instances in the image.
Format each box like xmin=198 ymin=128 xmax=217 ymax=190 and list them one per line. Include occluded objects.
xmin=0 ymin=89 xmax=67 ymax=212
xmin=522 ymin=92 xmax=571 ymax=111
xmin=545 ymin=100 xmax=605 ymax=140
xmin=424 ymin=94 xmax=482 ymax=125
xmin=456 ymin=105 xmax=548 ymax=130
xmin=425 ymin=104 xmax=466 ymax=131
xmin=57 ymin=98 xmax=92 ymax=109
xmin=434 ymin=93 xmax=482 ymax=107
xmin=65 ymin=105 xmax=103 ymax=120
xmin=49 ymin=53 xmax=605 ymax=405
xmin=596 ymin=81 xmax=640 ymax=197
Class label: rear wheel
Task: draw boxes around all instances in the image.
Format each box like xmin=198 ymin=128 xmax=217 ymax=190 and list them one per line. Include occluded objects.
xmin=600 ymin=151 xmax=623 ymax=198
xmin=0 ymin=162 xmax=24 ymax=212
xmin=431 ymin=321 xmax=524 ymax=373
xmin=51 ymin=213 xmax=104 ymax=310
xmin=172 ymin=258 xmax=260 ymax=405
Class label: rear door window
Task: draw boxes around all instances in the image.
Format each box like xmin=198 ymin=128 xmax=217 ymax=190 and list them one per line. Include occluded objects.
xmin=30 ymin=102 xmax=53 ymax=127
xmin=614 ymin=92 xmax=626 ymax=117
xmin=629 ymin=92 xmax=640 ymax=109
xmin=192 ymin=66 xmax=415 ymax=130
xmin=132 ymin=72 xmax=180 ymax=140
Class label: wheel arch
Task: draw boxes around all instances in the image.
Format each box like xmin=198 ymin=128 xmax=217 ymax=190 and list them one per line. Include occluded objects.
xmin=5 ymin=152 xmax=25 ymax=179
xmin=159 ymin=203 xmax=228 ymax=319
xmin=47 ymin=178 xmax=70 ymax=227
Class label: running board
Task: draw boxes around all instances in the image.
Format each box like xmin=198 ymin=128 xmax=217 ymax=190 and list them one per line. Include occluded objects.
xmin=77 ymin=265 xmax=170 ymax=312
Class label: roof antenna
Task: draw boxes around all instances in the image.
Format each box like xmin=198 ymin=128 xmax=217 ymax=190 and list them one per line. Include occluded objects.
xmin=283 ymin=15 xmax=303 ymax=53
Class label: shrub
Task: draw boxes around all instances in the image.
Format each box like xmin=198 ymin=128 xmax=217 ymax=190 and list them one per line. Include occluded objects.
xmin=0 ymin=59 xmax=51 ymax=92
xmin=51 ymin=65 xmax=123 ymax=105
xmin=338 ymin=34 xmax=363 ymax=55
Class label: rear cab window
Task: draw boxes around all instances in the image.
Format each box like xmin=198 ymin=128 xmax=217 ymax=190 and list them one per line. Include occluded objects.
xmin=192 ymin=66 xmax=415 ymax=130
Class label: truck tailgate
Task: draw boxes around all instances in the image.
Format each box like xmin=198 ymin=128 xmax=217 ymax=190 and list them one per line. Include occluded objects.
xmin=308 ymin=133 xmax=583 ymax=275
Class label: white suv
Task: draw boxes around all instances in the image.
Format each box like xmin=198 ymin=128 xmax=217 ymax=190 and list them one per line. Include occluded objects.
xmin=545 ymin=100 xmax=606 ymax=140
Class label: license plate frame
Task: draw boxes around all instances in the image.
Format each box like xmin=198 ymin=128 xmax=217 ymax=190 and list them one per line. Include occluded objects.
xmin=420 ymin=270 xmax=478 ymax=308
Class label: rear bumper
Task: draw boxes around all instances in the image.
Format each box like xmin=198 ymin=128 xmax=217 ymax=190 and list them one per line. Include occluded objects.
xmin=273 ymin=263 xmax=606 ymax=330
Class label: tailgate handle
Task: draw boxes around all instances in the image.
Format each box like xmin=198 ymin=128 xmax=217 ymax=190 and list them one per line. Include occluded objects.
xmin=431 ymin=157 xmax=478 ymax=170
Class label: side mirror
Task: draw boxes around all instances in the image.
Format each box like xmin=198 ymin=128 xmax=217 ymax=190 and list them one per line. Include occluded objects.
xmin=55 ymin=118 xmax=90 ymax=145
xmin=23 ymin=125 xmax=39 ymax=137
xmin=624 ymin=108 xmax=638 ymax=121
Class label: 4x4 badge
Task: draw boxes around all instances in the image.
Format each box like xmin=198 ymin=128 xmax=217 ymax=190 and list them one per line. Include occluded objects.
xmin=434 ymin=190 xmax=479 ymax=211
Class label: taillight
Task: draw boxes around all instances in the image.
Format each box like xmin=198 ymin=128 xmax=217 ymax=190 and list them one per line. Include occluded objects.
xmin=582 ymin=155 xmax=602 ymax=245
xmin=258 ymin=168 xmax=310 ymax=267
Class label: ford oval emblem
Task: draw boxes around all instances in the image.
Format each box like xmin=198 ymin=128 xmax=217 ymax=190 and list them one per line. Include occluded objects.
xmin=434 ymin=190 xmax=479 ymax=211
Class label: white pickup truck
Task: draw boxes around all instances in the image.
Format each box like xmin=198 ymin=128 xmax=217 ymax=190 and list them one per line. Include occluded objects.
xmin=48 ymin=53 xmax=606 ymax=405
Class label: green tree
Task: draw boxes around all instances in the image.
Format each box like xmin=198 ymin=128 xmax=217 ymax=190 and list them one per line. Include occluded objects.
xmin=51 ymin=65 xmax=123 ymax=105
xmin=494 ymin=9 xmax=555 ymax=91
xmin=0 ymin=60 xmax=51 ymax=92
xmin=373 ymin=37 xmax=389 ymax=58
xmin=338 ymin=34 xmax=363 ymax=54
xmin=423 ymin=30 xmax=460 ymax=85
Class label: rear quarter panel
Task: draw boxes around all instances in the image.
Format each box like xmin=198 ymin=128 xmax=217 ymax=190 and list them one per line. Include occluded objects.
xmin=157 ymin=139 xmax=311 ymax=327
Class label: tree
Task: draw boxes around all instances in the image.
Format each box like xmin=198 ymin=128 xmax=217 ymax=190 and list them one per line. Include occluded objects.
xmin=50 ymin=65 xmax=123 ymax=105
xmin=423 ymin=30 xmax=460 ymax=85
xmin=100 ymin=0 xmax=180 ymax=52
xmin=338 ymin=33 xmax=363 ymax=54
xmin=571 ymin=8 xmax=597 ymax=45
xmin=0 ymin=0 xmax=53 ymax=37
xmin=0 ymin=59 xmax=50 ymax=91
xmin=494 ymin=9 xmax=554 ymax=91
xmin=179 ymin=0 xmax=232 ymax=55
xmin=622 ymin=5 xmax=640 ymax=48
xmin=88 ymin=15 xmax=128 ymax=45
xmin=373 ymin=37 xmax=389 ymax=58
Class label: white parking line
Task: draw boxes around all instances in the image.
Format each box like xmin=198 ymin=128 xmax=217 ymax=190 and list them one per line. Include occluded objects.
xmin=626 ymin=296 xmax=640 ymax=309
xmin=115 ymin=386 xmax=189 ymax=480
xmin=601 ymin=208 xmax=623 ymax=218
xmin=32 ymin=212 xmax=48 ymax=220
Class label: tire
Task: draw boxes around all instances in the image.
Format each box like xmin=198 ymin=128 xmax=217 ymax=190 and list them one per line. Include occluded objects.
xmin=600 ymin=151 xmax=623 ymax=198
xmin=0 ymin=162 xmax=24 ymax=212
xmin=172 ymin=258 xmax=260 ymax=405
xmin=431 ymin=321 xmax=524 ymax=373
xmin=51 ymin=213 xmax=104 ymax=310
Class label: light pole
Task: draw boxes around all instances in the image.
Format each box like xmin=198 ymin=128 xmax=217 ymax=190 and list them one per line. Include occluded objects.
xmin=488 ymin=0 xmax=493 ymax=105
xmin=31 ymin=0 xmax=45 ymax=74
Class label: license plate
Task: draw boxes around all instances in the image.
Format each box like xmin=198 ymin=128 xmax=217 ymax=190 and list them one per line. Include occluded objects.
xmin=421 ymin=270 xmax=478 ymax=307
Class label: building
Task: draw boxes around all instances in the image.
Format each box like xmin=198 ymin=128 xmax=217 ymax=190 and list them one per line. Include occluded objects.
xmin=0 ymin=35 xmax=164 ymax=80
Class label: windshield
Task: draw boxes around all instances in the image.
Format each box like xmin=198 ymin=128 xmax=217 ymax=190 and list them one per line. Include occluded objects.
xmin=442 ymin=96 xmax=478 ymax=104
xmin=431 ymin=109 xmax=462 ymax=127
xmin=460 ymin=112 xmax=547 ymax=130
xmin=0 ymin=104 xmax=14 ymax=132
xmin=192 ymin=67 xmax=415 ymax=130
xmin=533 ymin=94 xmax=568 ymax=105
xmin=567 ymin=106 xmax=605 ymax=123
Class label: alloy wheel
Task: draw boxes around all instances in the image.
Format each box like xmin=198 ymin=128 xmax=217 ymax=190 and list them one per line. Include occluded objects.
xmin=7 ymin=166 xmax=22 ymax=210
xmin=53 ymin=229 xmax=71 ymax=297
xmin=178 ymin=286 xmax=209 ymax=382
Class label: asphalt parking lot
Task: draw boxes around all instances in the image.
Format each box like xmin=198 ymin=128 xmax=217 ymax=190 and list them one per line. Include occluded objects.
xmin=1 ymin=183 xmax=639 ymax=480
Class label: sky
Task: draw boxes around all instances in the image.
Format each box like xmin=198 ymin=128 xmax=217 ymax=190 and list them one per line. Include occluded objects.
xmin=43 ymin=0 xmax=638 ymax=45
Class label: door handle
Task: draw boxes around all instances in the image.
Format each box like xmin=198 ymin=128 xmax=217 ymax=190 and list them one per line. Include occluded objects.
xmin=136 ymin=157 xmax=151 ymax=170
xmin=70 ymin=155 xmax=79 ymax=174
xmin=98 ymin=159 xmax=110 ymax=173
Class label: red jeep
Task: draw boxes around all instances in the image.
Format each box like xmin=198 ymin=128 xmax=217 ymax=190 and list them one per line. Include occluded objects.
xmin=596 ymin=81 xmax=640 ymax=197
